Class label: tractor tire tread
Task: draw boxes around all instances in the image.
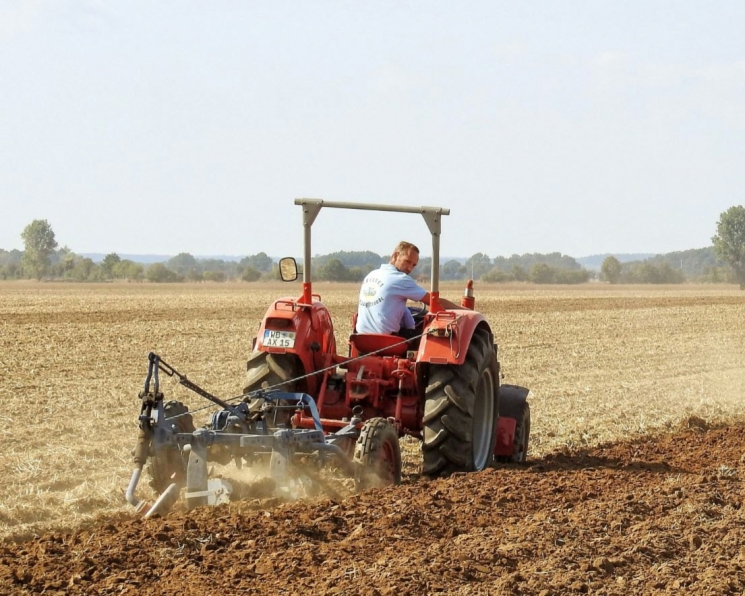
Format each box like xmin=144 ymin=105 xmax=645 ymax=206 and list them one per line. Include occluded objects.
xmin=243 ymin=352 xmax=302 ymax=427
xmin=422 ymin=327 xmax=498 ymax=477
xmin=353 ymin=418 xmax=401 ymax=490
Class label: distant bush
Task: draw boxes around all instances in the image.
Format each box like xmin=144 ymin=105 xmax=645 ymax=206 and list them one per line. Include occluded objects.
xmin=317 ymin=258 xmax=352 ymax=282
xmin=0 ymin=263 xmax=21 ymax=280
xmin=241 ymin=266 xmax=262 ymax=282
xmin=112 ymin=260 xmax=144 ymax=281
xmin=66 ymin=257 xmax=104 ymax=282
xmin=621 ymin=261 xmax=685 ymax=284
xmin=481 ymin=268 xmax=512 ymax=283
xmin=601 ymin=256 xmax=622 ymax=284
xmin=695 ymin=266 xmax=729 ymax=284
xmin=146 ymin=263 xmax=183 ymax=283
xmin=556 ymin=269 xmax=590 ymax=284
xmin=203 ymin=270 xmax=226 ymax=282
xmin=529 ymin=263 xmax=555 ymax=284
xmin=239 ymin=252 xmax=274 ymax=272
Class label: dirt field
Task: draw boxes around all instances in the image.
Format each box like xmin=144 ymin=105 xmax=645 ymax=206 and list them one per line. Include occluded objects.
xmin=1 ymin=281 xmax=744 ymax=594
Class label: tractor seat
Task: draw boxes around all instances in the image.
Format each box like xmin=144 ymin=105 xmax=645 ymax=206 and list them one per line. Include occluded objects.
xmin=349 ymin=333 xmax=409 ymax=357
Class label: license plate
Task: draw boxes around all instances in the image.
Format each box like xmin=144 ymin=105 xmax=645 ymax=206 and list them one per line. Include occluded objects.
xmin=263 ymin=329 xmax=296 ymax=348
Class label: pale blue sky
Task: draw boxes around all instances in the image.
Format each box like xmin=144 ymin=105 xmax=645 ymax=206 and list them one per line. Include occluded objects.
xmin=1 ymin=1 xmax=743 ymax=259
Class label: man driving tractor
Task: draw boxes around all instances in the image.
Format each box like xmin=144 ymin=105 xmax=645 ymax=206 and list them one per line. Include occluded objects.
xmin=357 ymin=241 xmax=461 ymax=337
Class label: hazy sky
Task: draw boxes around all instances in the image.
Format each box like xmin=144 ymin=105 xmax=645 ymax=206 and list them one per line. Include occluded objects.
xmin=2 ymin=1 xmax=743 ymax=259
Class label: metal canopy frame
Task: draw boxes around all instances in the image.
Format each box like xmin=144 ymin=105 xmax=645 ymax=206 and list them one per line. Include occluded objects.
xmin=294 ymin=198 xmax=451 ymax=299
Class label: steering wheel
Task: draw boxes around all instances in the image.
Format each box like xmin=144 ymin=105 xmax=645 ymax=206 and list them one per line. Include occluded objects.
xmin=408 ymin=303 xmax=429 ymax=325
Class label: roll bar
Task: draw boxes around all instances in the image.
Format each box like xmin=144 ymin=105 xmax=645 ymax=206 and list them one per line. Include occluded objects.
xmin=294 ymin=199 xmax=451 ymax=311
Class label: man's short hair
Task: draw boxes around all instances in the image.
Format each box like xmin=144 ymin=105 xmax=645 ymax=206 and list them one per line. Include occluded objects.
xmin=393 ymin=241 xmax=419 ymax=256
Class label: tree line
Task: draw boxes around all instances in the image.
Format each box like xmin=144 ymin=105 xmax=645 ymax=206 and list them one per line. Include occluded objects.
xmin=3 ymin=206 xmax=745 ymax=286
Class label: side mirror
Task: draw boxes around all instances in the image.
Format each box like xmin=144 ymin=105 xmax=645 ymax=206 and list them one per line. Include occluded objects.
xmin=278 ymin=257 xmax=298 ymax=281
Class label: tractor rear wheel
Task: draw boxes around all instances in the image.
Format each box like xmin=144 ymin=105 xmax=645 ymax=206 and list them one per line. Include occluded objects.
xmin=422 ymin=328 xmax=499 ymax=477
xmin=146 ymin=401 xmax=195 ymax=495
xmin=353 ymin=417 xmax=402 ymax=490
xmin=243 ymin=352 xmax=301 ymax=427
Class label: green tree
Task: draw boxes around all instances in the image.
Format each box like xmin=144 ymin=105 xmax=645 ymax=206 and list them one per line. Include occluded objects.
xmin=416 ymin=256 xmax=432 ymax=281
xmin=199 ymin=259 xmax=231 ymax=278
xmin=638 ymin=262 xmax=661 ymax=284
xmin=712 ymin=205 xmax=745 ymax=288
xmin=529 ymin=263 xmax=555 ymax=284
xmin=21 ymin=219 xmax=58 ymax=279
xmin=464 ymin=253 xmax=492 ymax=279
xmin=0 ymin=263 xmax=20 ymax=279
xmin=442 ymin=259 xmax=465 ymax=281
xmin=346 ymin=266 xmax=369 ymax=282
xmin=601 ymin=256 xmax=622 ymax=284
xmin=619 ymin=261 xmax=684 ymax=284
xmin=318 ymin=258 xmax=350 ymax=281
xmin=312 ymin=251 xmax=382 ymax=270
xmin=482 ymin=268 xmax=511 ymax=283
xmin=493 ymin=252 xmax=582 ymax=274
xmin=240 ymin=252 xmax=274 ymax=272
xmin=112 ymin=260 xmax=144 ymax=281
xmin=101 ymin=253 xmax=121 ymax=279
xmin=655 ymin=262 xmax=683 ymax=284
xmin=203 ymin=270 xmax=226 ymax=282
xmin=700 ymin=265 xmax=727 ymax=284
xmin=511 ymin=265 xmax=527 ymax=282
xmin=68 ymin=257 xmax=102 ymax=282
xmin=241 ymin=266 xmax=262 ymax=282
xmin=0 ymin=249 xmax=22 ymax=280
xmin=556 ymin=269 xmax=591 ymax=284
xmin=187 ymin=269 xmax=204 ymax=282
xmin=146 ymin=263 xmax=182 ymax=283
xmin=167 ymin=253 xmax=199 ymax=276
xmin=51 ymin=247 xmax=76 ymax=277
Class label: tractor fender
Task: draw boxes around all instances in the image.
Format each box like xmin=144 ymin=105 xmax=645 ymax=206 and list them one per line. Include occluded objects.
xmin=417 ymin=310 xmax=492 ymax=366
xmin=253 ymin=297 xmax=336 ymax=395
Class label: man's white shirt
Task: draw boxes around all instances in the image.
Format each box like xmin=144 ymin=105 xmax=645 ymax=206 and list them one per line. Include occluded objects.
xmin=357 ymin=264 xmax=427 ymax=334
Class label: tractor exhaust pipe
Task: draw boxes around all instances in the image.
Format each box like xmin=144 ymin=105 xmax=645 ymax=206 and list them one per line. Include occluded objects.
xmin=461 ymin=279 xmax=475 ymax=310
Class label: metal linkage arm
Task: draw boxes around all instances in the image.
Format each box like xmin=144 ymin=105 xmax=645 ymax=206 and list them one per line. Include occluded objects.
xmin=147 ymin=352 xmax=238 ymax=414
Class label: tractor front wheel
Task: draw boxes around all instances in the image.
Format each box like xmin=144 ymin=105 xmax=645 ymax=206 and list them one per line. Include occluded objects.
xmin=422 ymin=328 xmax=499 ymax=477
xmin=353 ymin=418 xmax=402 ymax=490
xmin=146 ymin=401 xmax=195 ymax=495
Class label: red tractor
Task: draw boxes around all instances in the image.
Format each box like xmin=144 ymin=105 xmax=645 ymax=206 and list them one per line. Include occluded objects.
xmin=127 ymin=199 xmax=530 ymax=515
xmin=243 ymin=199 xmax=530 ymax=484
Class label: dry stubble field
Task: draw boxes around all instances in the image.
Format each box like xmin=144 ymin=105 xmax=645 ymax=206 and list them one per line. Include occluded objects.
xmin=2 ymin=281 xmax=745 ymax=594
xmin=1 ymin=281 xmax=743 ymax=541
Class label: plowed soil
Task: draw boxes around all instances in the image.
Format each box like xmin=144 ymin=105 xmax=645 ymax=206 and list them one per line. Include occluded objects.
xmin=2 ymin=420 xmax=744 ymax=596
